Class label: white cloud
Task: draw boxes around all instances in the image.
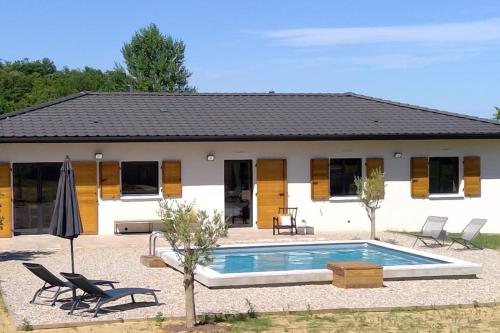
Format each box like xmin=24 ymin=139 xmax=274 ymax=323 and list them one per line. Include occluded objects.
xmin=272 ymin=47 xmax=484 ymax=70
xmin=264 ymin=18 xmax=500 ymax=46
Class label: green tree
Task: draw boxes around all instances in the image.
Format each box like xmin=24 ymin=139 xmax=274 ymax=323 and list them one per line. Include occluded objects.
xmin=0 ymin=58 xmax=133 ymax=113
xmin=493 ymin=107 xmax=500 ymax=122
xmin=354 ymin=168 xmax=385 ymax=240
xmin=158 ymin=200 xmax=226 ymax=329
xmin=122 ymin=23 xmax=194 ymax=92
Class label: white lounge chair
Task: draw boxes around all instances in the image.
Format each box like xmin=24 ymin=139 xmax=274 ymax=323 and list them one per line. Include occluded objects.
xmin=408 ymin=216 xmax=448 ymax=247
xmin=448 ymin=219 xmax=487 ymax=250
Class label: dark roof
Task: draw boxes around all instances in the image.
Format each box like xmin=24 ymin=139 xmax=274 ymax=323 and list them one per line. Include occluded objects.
xmin=1 ymin=91 xmax=500 ymax=143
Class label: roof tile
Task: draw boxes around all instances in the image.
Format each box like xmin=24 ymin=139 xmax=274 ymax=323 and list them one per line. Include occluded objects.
xmin=1 ymin=92 xmax=500 ymax=142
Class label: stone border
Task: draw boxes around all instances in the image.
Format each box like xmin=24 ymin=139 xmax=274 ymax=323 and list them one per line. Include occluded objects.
xmin=157 ymin=240 xmax=482 ymax=288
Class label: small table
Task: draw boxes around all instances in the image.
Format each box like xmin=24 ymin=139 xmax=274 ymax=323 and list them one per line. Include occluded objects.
xmin=326 ymin=261 xmax=383 ymax=288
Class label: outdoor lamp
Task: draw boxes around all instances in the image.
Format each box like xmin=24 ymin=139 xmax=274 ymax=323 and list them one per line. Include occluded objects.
xmin=206 ymin=153 xmax=215 ymax=161
xmin=393 ymin=152 xmax=402 ymax=159
xmin=95 ymin=153 xmax=103 ymax=160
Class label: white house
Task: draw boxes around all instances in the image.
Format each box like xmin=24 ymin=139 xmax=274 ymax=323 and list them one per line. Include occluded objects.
xmin=0 ymin=91 xmax=499 ymax=237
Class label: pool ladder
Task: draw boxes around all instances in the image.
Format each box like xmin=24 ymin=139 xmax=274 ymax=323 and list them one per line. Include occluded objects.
xmin=149 ymin=231 xmax=162 ymax=256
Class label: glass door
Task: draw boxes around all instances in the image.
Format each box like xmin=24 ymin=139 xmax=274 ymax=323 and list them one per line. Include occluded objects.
xmin=13 ymin=163 xmax=61 ymax=235
xmin=224 ymin=160 xmax=253 ymax=227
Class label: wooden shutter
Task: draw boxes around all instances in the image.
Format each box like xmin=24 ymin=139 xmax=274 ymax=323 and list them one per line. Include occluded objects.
xmin=366 ymin=158 xmax=384 ymax=198
xmin=411 ymin=157 xmax=428 ymax=197
xmin=366 ymin=158 xmax=384 ymax=177
xmin=464 ymin=156 xmax=481 ymax=197
xmin=99 ymin=161 xmax=120 ymax=199
xmin=162 ymin=161 xmax=182 ymax=197
xmin=310 ymin=159 xmax=329 ymax=200
xmin=0 ymin=163 xmax=11 ymax=238
xmin=73 ymin=161 xmax=98 ymax=234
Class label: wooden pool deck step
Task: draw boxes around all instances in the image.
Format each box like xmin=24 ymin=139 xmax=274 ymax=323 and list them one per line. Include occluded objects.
xmin=327 ymin=261 xmax=383 ymax=288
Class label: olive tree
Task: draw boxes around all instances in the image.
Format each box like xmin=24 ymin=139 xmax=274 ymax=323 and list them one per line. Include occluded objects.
xmin=0 ymin=194 xmax=4 ymax=232
xmin=354 ymin=168 xmax=385 ymax=240
xmin=158 ymin=200 xmax=226 ymax=329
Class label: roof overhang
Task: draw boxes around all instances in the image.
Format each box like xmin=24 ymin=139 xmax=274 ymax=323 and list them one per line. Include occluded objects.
xmin=1 ymin=133 xmax=500 ymax=143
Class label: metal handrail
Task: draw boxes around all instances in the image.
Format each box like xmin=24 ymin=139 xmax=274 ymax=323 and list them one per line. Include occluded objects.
xmin=149 ymin=231 xmax=162 ymax=256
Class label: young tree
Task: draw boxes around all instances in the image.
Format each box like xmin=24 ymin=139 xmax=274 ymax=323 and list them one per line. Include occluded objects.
xmin=354 ymin=168 xmax=385 ymax=240
xmin=158 ymin=200 xmax=226 ymax=329
xmin=0 ymin=195 xmax=4 ymax=232
xmin=493 ymin=107 xmax=500 ymax=122
xmin=121 ymin=23 xmax=194 ymax=92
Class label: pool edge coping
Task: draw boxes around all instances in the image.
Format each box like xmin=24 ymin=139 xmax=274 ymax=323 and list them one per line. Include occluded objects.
xmin=157 ymin=240 xmax=482 ymax=288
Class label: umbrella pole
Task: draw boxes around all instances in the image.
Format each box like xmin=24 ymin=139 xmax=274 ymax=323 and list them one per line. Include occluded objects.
xmin=70 ymin=238 xmax=76 ymax=300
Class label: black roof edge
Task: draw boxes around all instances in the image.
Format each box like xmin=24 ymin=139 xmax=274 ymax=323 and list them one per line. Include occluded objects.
xmin=0 ymin=91 xmax=89 ymax=120
xmin=84 ymin=91 xmax=349 ymax=96
xmin=1 ymin=133 xmax=500 ymax=143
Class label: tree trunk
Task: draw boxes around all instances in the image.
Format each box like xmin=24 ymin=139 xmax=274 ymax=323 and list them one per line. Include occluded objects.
xmin=370 ymin=208 xmax=376 ymax=240
xmin=184 ymin=268 xmax=196 ymax=329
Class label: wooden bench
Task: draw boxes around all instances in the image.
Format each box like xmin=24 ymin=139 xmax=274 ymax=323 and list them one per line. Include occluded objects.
xmin=114 ymin=219 xmax=163 ymax=234
xmin=326 ymin=261 xmax=383 ymax=288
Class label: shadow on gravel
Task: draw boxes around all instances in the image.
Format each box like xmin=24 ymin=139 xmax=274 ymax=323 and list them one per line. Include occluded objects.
xmin=65 ymin=301 xmax=164 ymax=318
xmin=0 ymin=250 xmax=54 ymax=262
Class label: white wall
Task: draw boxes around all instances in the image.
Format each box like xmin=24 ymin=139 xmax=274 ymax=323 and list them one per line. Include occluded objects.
xmin=1 ymin=139 xmax=499 ymax=235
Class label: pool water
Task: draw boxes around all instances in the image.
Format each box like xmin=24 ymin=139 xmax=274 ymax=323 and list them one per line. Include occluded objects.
xmin=207 ymin=242 xmax=447 ymax=274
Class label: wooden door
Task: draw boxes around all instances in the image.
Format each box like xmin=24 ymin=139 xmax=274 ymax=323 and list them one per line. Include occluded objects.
xmin=0 ymin=163 xmax=12 ymax=238
xmin=256 ymin=159 xmax=286 ymax=229
xmin=73 ymin=161 xmax=98 ymax=234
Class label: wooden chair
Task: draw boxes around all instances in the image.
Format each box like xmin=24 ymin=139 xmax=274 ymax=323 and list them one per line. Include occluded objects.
xmin=273 ymin=207 xmax=298 ymax=235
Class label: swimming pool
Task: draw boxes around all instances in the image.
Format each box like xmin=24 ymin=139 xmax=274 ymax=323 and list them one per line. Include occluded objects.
xmin=158 ymin=240 xmax=482 ymax=288
xmin=206 ymin=242 xmax=447 ymax=274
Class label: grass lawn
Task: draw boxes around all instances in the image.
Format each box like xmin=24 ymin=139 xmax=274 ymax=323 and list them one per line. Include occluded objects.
xmin=394 ymin=232 xmax=500 ymax=250
xmin=230 ymin=305 xmax=500 ymax=332
xmin=469 ymin=234 xmax=500 ymax=250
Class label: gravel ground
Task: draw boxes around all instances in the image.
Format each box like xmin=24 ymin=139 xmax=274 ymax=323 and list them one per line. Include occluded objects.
xmin=0 ymin=231 xmax=499 ymax=326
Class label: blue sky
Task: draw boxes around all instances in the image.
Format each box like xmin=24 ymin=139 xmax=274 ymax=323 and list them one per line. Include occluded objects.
xmin=1 ymin=0 xmax=499 ymax=118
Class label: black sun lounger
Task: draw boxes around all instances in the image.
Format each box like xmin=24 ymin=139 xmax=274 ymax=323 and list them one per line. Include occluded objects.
xmin=61 ymin=272 xmax=159 ymax=317
xmin=22 ymin=263 xmax=116 ymax=306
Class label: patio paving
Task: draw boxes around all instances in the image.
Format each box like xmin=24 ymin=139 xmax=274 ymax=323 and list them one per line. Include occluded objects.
xmin=0 ymin=229 xmax=499 ymax=327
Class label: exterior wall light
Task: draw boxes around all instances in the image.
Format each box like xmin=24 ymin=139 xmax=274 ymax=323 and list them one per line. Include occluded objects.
xmin=95 ymin=153 xmax=103 ymax=160
xmin=393 ymin=152 xmax=403 ymax=159
xmin=206 ymin=153 xmax=215 ymax=162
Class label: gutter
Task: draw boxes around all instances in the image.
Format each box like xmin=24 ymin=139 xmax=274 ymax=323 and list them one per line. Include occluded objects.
xmin=1 ymin=133 xmax=500 ymax=143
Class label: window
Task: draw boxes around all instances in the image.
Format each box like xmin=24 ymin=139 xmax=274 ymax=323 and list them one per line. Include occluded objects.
xmin=330 ymin=158 xmax=362 ymax=196
xmin=121 ymin=161 xmax=159 ymax=195
xmin=429 ymin=157 xmax=459 ymax=194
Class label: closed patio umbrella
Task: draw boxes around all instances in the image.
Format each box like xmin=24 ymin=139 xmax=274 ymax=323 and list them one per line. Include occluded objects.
xmin=49 ymin=156 xmax=82 ymax=299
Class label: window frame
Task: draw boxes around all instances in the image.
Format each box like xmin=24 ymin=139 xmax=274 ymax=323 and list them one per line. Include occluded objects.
xmin=329 ymin=158 xmax=363 ymax=197
xmin=120 ymin=161 xmax=160 ymax=196
xmin=428 ymin=156 xmax=460 ymax=195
